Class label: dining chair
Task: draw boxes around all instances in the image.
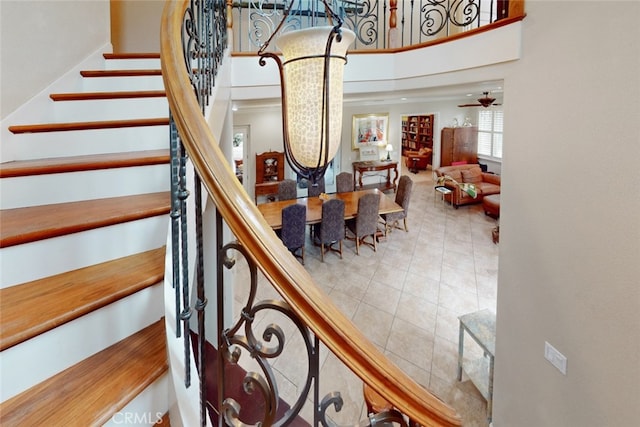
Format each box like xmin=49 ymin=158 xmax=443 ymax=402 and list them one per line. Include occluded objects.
xmin=346 ymin=193 xmax=380 ymax=255
xmin=335 ymin=172 xmax=353 ymax=193
xmin=380 ymin=175 xmax=413 ymax=235
xmin=307 ymin=178 xmax=326 ymax=197
xmin=280 ymin=203 xmax=306 ymax=264
xmin=278 ymin=179 xmax=297 ymax=201
xmin=313 ymin=198 xmax=345 ymax=262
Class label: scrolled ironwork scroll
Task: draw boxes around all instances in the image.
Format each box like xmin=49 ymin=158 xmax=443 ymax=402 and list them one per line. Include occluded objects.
xmin=218 ymin=241 xmax=323 ymax=426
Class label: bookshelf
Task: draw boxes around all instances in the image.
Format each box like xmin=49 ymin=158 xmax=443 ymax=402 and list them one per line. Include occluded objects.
xmin=401 ymin=114 xmax=434 ymax=154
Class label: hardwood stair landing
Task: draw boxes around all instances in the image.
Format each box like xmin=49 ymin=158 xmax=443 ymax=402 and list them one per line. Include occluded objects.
xmin=0 ymin=192 xmax=170 ymax=248
xmin=0 ymin=319 xmax=167 ymax=426
xmin=0 ymin=247 xmax=166 ymax=351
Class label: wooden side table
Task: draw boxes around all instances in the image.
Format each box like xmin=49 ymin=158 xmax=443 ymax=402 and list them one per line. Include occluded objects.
xmin=254 ymin=181 xmax=280 ymax=203
xmin=352 ymin=161 xmax=398 ymax=192
xmin=457 ymin=309 xmax=496 ymax=422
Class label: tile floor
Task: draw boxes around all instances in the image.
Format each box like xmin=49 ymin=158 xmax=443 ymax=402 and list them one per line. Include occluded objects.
xmin=232 ymin=169 xmax=499 ymax=426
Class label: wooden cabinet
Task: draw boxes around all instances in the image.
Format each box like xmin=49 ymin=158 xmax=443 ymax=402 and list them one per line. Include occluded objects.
xmin=401 ymin=114 xmax=434 ymax=154
xmin=255 ymin=151 xmax=284 ymax=203
xmin=440 ymin=127 xmax=478 ymax=166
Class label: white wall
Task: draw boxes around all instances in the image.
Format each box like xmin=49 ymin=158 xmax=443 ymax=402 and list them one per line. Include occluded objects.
xmin=494 ymin=1 xmax=640 ymax=425
xmin=110 ymin=0 xmax=163 ymax=53
xmin=0 ymin=0 xmax=110 ymax=119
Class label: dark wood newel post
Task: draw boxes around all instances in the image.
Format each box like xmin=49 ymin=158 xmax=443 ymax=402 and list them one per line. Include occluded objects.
xmin=509 ymin=0 xmax=526 ymax=18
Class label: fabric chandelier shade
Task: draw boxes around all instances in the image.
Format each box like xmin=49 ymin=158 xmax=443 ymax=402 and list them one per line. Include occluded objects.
xmin=276 ymin=26 xmax=355 ymax=174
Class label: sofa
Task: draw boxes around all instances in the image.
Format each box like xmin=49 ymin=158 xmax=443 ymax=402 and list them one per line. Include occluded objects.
xmin=404 ymin=147 xmax=432 ymax=172
xmin=435 ymin=164 xmax=500 ymax=208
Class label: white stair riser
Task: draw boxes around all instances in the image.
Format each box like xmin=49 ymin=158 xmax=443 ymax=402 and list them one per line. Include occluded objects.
xmin=3 ymin=126 xmax=168 ymax=161
xmin=0 ymin=165 xmax=170 ymax=209
xmin=1 ymin=49 xmax=175 ymax=420
xmin=0 ymin=284 xmax=164 ymax=401
xmin=104 ymin=59 xmax=161 ymax=70
xmin=0 ymin=217 xmax=168 ymax=288
xmin=52 ymin=97 xmax=168 ymax=122
xmin=82 ymin=76 xmax=165 ymax=92
xmin=102 ymin=374 xmax=171 ymax=427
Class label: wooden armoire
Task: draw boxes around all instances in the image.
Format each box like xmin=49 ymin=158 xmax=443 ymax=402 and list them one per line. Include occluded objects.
xmin=440 ymin=127 xmax=478 ymax=166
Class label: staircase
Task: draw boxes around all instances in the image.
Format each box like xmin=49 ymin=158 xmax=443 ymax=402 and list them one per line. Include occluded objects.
xmin=0 ymin=53 xmax=172 ymax=425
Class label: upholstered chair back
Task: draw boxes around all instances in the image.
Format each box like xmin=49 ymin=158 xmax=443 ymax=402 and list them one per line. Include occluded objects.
xmin=394 ymin=175 xmax=414 ymax=217
xmin=316 ymin=199 xmax=345 ymax=243
xmin=307 ymin=178 xmax=326 ymax=197
xmin=352 ymin=193 xmax=380 ymax=237
xmin=335 ymin=172 xmax=353 ymax=193
xmin=280 ymin=203 xmax=306 ymax=263
xmin=381 ymin=175 xmax=413 ymax=234
xmin=278 ymin=179 xmax=297 ymax=201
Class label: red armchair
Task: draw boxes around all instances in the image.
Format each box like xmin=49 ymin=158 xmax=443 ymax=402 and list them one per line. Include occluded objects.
xmin=404 ymin=148 xmax=432 ymax=172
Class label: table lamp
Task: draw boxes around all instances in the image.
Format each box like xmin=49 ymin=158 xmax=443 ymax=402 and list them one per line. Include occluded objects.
xmin=385 ymin=144 xmax=393 ymax=161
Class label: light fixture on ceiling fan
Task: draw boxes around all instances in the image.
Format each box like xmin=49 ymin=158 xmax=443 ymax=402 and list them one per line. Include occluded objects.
xmin=458 ymin=92 xmax=502 ymax=108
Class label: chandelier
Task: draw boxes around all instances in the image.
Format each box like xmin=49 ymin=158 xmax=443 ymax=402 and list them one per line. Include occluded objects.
xmin=258 ymin=0 xmax=355 ymax=187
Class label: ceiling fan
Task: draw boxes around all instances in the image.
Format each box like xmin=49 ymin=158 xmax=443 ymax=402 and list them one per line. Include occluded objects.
xmin=458 ymin=92 xmax=502 ymax=108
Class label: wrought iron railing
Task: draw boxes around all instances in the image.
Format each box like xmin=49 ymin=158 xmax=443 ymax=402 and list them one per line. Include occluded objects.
xmin=230 ymin=0 xmax=510 ymax=52
xmin=161 ymin=0 xmax=464 ymax=426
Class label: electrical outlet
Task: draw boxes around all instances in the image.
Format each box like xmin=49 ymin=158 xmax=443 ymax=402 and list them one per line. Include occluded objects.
xmin=544 ymin=341 xmax=567 ymax=375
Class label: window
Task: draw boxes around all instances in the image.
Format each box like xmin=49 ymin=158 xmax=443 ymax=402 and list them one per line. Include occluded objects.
xmin=477 ymin=109 xmax=503 ymax=159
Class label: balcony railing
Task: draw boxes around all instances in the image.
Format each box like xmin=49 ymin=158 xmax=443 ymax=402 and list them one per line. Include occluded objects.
xmin=231 ymin=0 xmax=512 ymax=52
xmin=161 ymin=0 xmax=524 ymax=425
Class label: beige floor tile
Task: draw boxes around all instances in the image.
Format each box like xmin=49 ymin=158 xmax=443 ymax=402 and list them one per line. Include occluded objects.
xmin=231 ymin=170 xmax=498 ymax=426
xmin=363 ymin=279 xmax=402 ymax=314
xmin=386 ymin=317 xmax=435 ymax=370
xmin=352 ymin=302 xmax=394 ymax=347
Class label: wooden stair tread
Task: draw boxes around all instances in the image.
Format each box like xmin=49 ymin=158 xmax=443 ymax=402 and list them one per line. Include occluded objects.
xmin=0 ymin=192 xmax=170 ymax=248
xmin=156 ymin=413 xmax=171 ymax=426
xmin=104 ymin=53 xmax=160 ymax=60
xmin=80 ymin=69 xmax=162 ymax=78
xmin=0 ymin=319 xmax=167 ymax=426
xmin=8 ymin=117 xmax=169 ymax=134
xmin=50 ymin=90 xmax=166 ymax=101
xmin=0 ymin=247 xmax=166 ymax=351
xmin=0 ymin=149 xmax=170 ymax=178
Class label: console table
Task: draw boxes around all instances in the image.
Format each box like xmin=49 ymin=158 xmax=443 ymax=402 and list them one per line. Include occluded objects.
xmin=457 ymin=309 xmax=496 ymax=422
xmin=352 ymin=161 xmax=398 ymax=192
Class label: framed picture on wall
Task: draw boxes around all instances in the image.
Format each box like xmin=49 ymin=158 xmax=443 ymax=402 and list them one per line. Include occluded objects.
xmin=352 ymin=113 xmax=389 ymax=150
xmin=358 ymin=146 xmax=379 ymax=161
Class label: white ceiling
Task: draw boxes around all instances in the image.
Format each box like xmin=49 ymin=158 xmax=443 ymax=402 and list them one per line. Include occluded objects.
xmin=342 ymin=80 xmax=504 ymax=107
xmin=233 ymin=80 xmax=504 ymax=111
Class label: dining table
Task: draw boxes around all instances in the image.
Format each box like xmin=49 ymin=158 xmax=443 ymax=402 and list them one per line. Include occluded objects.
xmin=257 ymin=188 xmax=403 ymax=230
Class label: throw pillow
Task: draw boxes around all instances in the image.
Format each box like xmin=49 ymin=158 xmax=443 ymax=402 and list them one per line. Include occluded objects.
xmin=462 ymin=168 xmax=483 ymax=184
xmin=448 ymin=170 xmax=463 ymax=182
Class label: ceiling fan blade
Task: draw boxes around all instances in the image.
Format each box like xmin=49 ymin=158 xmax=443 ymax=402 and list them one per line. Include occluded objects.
xmin=458 ymin=103 xmax=482 ymax=107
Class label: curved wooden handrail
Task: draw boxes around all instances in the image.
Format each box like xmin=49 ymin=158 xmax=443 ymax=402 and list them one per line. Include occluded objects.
xmin=160 ymin=1 xmax=461 ymax=426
